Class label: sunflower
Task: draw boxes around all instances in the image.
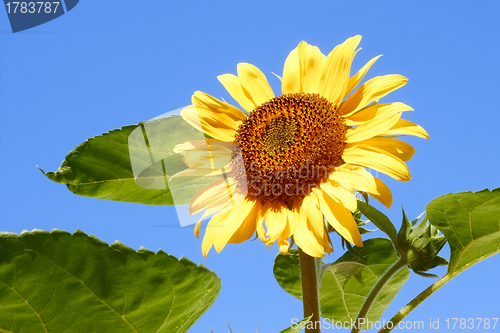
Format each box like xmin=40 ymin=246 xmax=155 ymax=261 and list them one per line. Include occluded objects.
xmin=175 ymin=36 xmax=428 ymax=258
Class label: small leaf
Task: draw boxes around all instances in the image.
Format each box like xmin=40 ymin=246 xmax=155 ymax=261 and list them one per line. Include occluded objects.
xmin=0 ymin=229 xmax=221 ymax=333
xmin=320 ymin=238 xmax=410 ymax=327
xmin=273 ymin=249 xmax=325 ymax=301
xmin=42 ymin=115 xmax=212 ymax=205
xmin=279 ymin=315 xmax=313 ymax=333
xmin=273 ymin=249 xmax=304 ymax=300
xmin=357 ymin=200 xmax=399 ymax=248
xmin=426 ymin=188 xmax=500 ymax=276
xmin=345 ymin=241 xmax=366 ymax=261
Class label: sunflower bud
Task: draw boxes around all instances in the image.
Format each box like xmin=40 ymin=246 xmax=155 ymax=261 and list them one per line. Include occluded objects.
xmin=396 ymin=209 xmax=448 ymax=277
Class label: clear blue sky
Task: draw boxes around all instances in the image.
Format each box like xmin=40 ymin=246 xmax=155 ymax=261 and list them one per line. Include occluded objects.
xmin=1 ymin=1 xmax=500 ymax=332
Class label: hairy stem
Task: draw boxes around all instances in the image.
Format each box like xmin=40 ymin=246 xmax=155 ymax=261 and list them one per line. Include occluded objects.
xmin=298 ymin=247 xmax=321 ymax=333
xmin=378 ymin=274 xmax=452 ymax=333
xmin=351 ymin=256 xmax=408 ymax=333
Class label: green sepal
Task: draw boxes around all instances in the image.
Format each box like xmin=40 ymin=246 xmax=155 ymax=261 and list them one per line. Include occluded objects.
xmin=396 ymin=208 xmax=412 ymax=247
xmin=413 ymin=271 xmax=439 ymax=278
xmin=358 ymin=226 xmax=376 ymax=234
xmin=356 ymin=200 xmax=399 ymax=249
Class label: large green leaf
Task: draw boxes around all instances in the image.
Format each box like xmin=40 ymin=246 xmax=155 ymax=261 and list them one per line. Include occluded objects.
xmin=42 ymin=115 xmax=212 ymax=205
xmin=0 ymin=229 xmax=220 ymax=333
xmin=426 ymin=188 xmax=500 ymax=275
xmin=319 ymin=238 xmax=409 ymax=328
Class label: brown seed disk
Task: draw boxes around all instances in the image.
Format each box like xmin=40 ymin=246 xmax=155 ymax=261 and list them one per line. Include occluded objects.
xmin=231 ymin=93 xmax=347 ymax=204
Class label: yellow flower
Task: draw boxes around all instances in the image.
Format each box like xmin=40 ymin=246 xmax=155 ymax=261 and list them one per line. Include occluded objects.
xmin=176 ymin=36 xmax=428 ymax=258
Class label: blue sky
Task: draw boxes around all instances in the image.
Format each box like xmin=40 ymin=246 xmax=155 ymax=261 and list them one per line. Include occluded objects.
xmin=1 ymin=1 xmax=500 ymax=332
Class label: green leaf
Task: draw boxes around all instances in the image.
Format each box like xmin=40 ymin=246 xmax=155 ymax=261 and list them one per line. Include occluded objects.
xmin=279 ymin=315 xmax=313 ymax=333
xmin=273 ymin=249 xmax=324 ymax=301
xmin=42 ymin=115 xmax=212 ymax=205
xmin=0 ymin=229 xmax=220 ymax=333
xmin=320 ymin=238 xmax=410 ymax=327
xmin=357 ymin=201 xmax=399 ymax=249
xmin=426 ymin=188 xmax=500 ymax=276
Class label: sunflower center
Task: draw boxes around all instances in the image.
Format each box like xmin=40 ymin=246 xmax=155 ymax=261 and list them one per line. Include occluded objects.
xmin=261 ymin=117 xmax=299 ymax=155
xmin=232 ymin=92 xmax=347 ymax=204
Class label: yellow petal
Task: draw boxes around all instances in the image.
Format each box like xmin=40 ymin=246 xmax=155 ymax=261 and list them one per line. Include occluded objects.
xmin=316 ymin=188 xmax=362 ymax=247
xmin=344 ymin=102 xmax=413 ymax=126
xmin=301 ymin=191 xmax=325 ymax=241
xmin=265 ymin=201 xmax=288 ymax=243
xmin=346 ymin=55 xmax=382 ymax=96
xmin=282 ymin=47 xmax=301 ymax=94
xmin=347 ymin=137 xmax=415 ymax=161
xmin=370 ymin=177 xmax=393 ymax=208
xmin=329 ymin=164 xmax=373 ymax=191
xmin=298 ymin=41 xmax=325 ymax=93
xmin=173 ymin=139 xmax=220 ymax=155
xmin=189 ymin=177 xmax=243 ymax=215
xmin=189 ymin=179 xmax=228 ymax=215
xmin=182 ymin=142 xmax=233 ymax=170
xmin=278 ymin=238 xmax=290 ymax=254
xmin=213 ymin=199 xmax=258 ymax=252
xmin=237 ymin=63 xmax=274 ymax=106
xmin=194 ymin=219 xmax=202 ymax=238
xmin=181 ymin=105 xmax=239 ymax=141
xmin=256 ymin=201 xmax=271 ymax=243
xmin=345 ymin=109 xmax=402 ymax=143
xmin=320 ymin=35 xmax=362 ymax=105
xmin=343 ymin=145 xmax=411 ymax=181
xmin=192 ymin=91 xmax=246 ymax=122
xmin=169 ymin=167 xmax=224 ymax=182
xmin=277 ymin=210 xmax=294 ymax=255
xmin=228 ymin=200 xmax=261 ymax=244
xmin=286 ymin=202 xmax=297 ymax=236
xmin=292 ymin=204 xmax=325 ymax=258
xmin=382 ymin=119 xmax=429 ymax=139
xmin=202 ymin=207 xmax=232 ymax=257
xmin=217 ymin=74 xmax=256 ymax=112
xmin=329 ymin=165 xmax=393 ymax=208
xmin=320 ymin=182 xmax=357 ymax=213
xmin=339 ymin=75 xmax=408 ymax=116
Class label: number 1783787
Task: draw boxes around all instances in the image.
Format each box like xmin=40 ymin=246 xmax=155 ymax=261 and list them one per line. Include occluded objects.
xmin=445 ymin=318 xmax=498 ymax=330
xmin=5 ymin=2 xmax=60 ymax=14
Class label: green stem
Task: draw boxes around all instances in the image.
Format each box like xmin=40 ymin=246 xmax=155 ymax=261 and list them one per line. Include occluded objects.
xmin=378 ymin=274 xmax=452 ymax=333
xmin=298 ymin=247 xmax=321 ymax=333
xmin=351 ymin=256 xmax=408 ymax=333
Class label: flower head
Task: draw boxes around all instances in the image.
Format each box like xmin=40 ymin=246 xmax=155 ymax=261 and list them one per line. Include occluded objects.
xmin=176 ymin=36 xmax=428 ymax=257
